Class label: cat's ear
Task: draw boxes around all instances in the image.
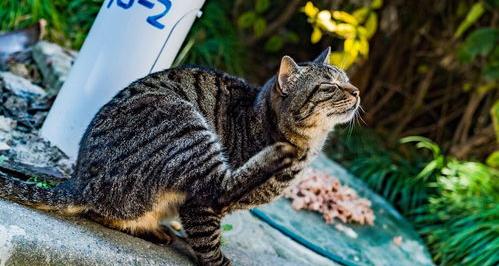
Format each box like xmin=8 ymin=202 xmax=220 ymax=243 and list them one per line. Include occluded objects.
xmin=277 ymin=55 xmax=299 ymax=95
xmin=313 ymin=47 xmax=331 ymax=64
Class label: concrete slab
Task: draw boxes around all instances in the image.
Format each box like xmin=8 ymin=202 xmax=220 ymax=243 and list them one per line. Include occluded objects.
xmin=0 ymin=199 xmax=335 ymax=266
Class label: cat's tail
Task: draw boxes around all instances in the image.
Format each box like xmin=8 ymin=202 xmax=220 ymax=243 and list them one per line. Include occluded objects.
xmin=0 ymin=174 xmax=83 ymax=213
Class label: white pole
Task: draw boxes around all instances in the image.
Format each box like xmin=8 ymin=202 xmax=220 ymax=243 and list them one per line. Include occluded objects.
xmin=40 ymin=0 xmax=206 ymax=160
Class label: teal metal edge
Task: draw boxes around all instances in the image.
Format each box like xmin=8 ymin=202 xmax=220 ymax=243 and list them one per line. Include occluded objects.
xmin=250 ymin=208 xmax=357 ymax=266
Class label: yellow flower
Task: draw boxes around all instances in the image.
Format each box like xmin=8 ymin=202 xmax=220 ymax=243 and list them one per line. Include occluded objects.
xmin=332 ymin=11 xmax=358 ymax=25
xmin=303 ymin=1 xmax=319 ymax=18
xmin=311 ymin=27 xmax=323 ymax=44
xmin=334 ymin=23 xmax=356 ymax=39
xmin=330 ymin=51 xmax=356 ymax=69
xmin=358 ymin=38 xmax=369 ymax=56
xmin=317 ymin=10 xmax=336 ymax=32
xmin=344 ymin=38 xmax=359 ymax=58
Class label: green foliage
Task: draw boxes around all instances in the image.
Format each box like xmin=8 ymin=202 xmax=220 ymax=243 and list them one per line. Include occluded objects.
xmin=329 ymin=129 xmax=499 ymax=265
xmin=0 ymin=0 xmax=62 ymax=40
xmin=236 ymin=0 xmax=270 ymax=39
xmin=414 ymin=160 xmax=499 ymax=266
xmin=456 ymin=1 xmax=499 ymax=83
xmin=222 ymin=223 xmax=233 ymax=232
xmin=458 ymin=28 xmax=499 ymax=64
xmin=220 ymin=223 xmax=233 ymax=246
xmin=26 ymin=176 xmax=56 ymax=189
xmin=263 ymin=32 xmax=300 ymax=53
xmin=176 ymin=0 xmax=246 ymax=75
xmin=0 ymin=0 xmax=102 ymax=48
xmin=486 ymin=151 xmax=499 ymax=168
xmin=328 ymin=128 xmax=435 ymax=212
xmin=65 ymin=0 xmax=102 ymax=48
xmin=255 ymin=0 xmax=270 ymax=14
xmin=491 ymin=98 xmax=499 ymax=141
xmin=454 ymin=2 xmax=485 ymax=39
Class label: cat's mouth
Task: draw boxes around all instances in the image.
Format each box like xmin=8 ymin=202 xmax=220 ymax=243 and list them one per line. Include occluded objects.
xmin=344 ymin=101 xmax=359 ymax=113
xmin=329 ymin=98 xmax=359 ymax=114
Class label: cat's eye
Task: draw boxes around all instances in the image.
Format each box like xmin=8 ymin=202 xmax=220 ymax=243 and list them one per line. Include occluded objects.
xmin=319 ymin=83 xmax=339 ymax=91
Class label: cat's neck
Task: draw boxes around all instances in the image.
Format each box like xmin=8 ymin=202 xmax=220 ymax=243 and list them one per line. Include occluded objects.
xmin=253 ymin=78 xmax=329 ymax=158
xmin=253 ymin=78 xmax=280 ymax=145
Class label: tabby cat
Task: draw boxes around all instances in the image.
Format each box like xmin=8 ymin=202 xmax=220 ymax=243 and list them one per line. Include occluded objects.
xmin=0 ymin=47 xmax=359 ymax=265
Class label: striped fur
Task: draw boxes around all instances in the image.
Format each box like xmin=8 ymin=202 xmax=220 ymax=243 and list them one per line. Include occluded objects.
xmin=0 ymin=48 xmax=359 ymax=265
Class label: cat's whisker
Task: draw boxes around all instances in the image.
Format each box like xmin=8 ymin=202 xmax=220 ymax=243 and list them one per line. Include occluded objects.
xmin=346 ymin=117 xmax=355 ymax=139
xmin=353 ymin=113 xmax=360 ymax=127
xmin=358 ymin=104 xmax=366 ymax=114
xmin=356 ymin=111 xmax=367 ymax=126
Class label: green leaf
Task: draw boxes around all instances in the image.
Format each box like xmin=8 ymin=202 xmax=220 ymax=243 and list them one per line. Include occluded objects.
xmin=483 ymin=62 xmax=499 ymax=81
xmin=264 ymin=36 xmax=284 ymax=52
xmin=458 ymin=28 xmax=499 ymax=63
xmin=255 ymin=0 xmax=270 ymax=14
xmin=222 ymin=224 xmax=233 ymax=232
xmin=26 ymin=176 xmax=55 ymax=189
xmin=237 ymin=11 xmax=257 ymax=29
xmin=400 ymin=136 xmax=441 ymax=158
xmin=353 ymin=7 xmax=369 ymax=23
xmin=365 ymin=12 xmax=378 ymax=39
xmin=491 ymin=100 xmax=499 ymax=141
xmin=285 ymin=32 xmax=300 ymax=43
xmin=371 ymin=0 xmax=383 ymax=9
xmin=253 ymin=17 xmax=267 ymax=37
xmin=486 ymin=151 xmax=499 ymax=168
xmin=454 ymin=2 xmax=485 ymax=39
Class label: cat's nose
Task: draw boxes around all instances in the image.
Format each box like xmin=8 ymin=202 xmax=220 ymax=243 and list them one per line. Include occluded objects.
xmin=341 ymin=83 xmax=359 ymax=97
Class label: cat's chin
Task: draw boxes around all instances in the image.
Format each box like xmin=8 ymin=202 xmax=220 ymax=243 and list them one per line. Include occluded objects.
xmin=330 ymin=108 xmax=357 ymax=125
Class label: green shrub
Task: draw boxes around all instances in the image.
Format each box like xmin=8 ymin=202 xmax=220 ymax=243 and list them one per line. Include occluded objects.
xmin=328 ymin=129 xmax=499 ymax=265
xmin=327 ymin=129 xmax=436 ymax=213
xmin=0 ymin=0 xmax=102 ymax=48
xmin=174 ymin=0 xmax=246 ymax=75
xmin=411 ymin=141 xmax=499 ymax=266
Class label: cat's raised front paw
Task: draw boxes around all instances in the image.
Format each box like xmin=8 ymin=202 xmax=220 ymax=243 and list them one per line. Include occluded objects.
xmin=271 ymin=142 xmax=298 ymax=169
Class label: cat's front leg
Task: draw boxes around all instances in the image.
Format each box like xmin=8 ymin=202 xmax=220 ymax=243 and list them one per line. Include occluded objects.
xmin=218 ymin=142 xmax=298 ymax=205
xmin=179 ymin=202 xmax=231 ymax=266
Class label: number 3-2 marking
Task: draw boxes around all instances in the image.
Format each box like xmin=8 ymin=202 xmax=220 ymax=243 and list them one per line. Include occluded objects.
xmin=107 ymin=0 xmax=134 ymax=9
xmin=107 ymin=0 xmax=172 ymax=30
xmin=144 ymin=0 xmax=172 ymax=30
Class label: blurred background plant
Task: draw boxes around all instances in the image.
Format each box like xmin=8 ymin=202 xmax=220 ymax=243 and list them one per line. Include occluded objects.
xmin=0 ymin=0 xmax=101 ymax=48
xmin=327 ymin=131 xmax=499 ymax=265
xmin=302 ymin=0 xmax=381 ymax=68
xmin=1 ymin=0 xmax=498 ymax=265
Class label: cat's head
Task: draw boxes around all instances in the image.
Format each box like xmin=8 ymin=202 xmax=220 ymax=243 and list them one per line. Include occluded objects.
xmin=269 ymin=47 xmax=360 ymax=138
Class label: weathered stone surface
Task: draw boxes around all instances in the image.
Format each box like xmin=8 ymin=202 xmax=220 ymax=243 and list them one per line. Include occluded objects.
xmin=0 ymin=199 xmax=336 ymax=266
xmin=32 ymin=41 xmax=75 ymax=95
xmin=223 ymin=211 xmax=336 ymax=266
xmin=0 ymin=143 xmax=10 ymax=151
xmin=0 ymin=116 xmax=15 ymax=133
xmin=0 ymin=69 xmax=67 ymax=172
xmin=0 ymin=200 xmax=192 ymax=266
xmin=0 ymin=124 xmax=71 ymax=174
xmin=0 ymin=72 xmax=46 ymax=97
